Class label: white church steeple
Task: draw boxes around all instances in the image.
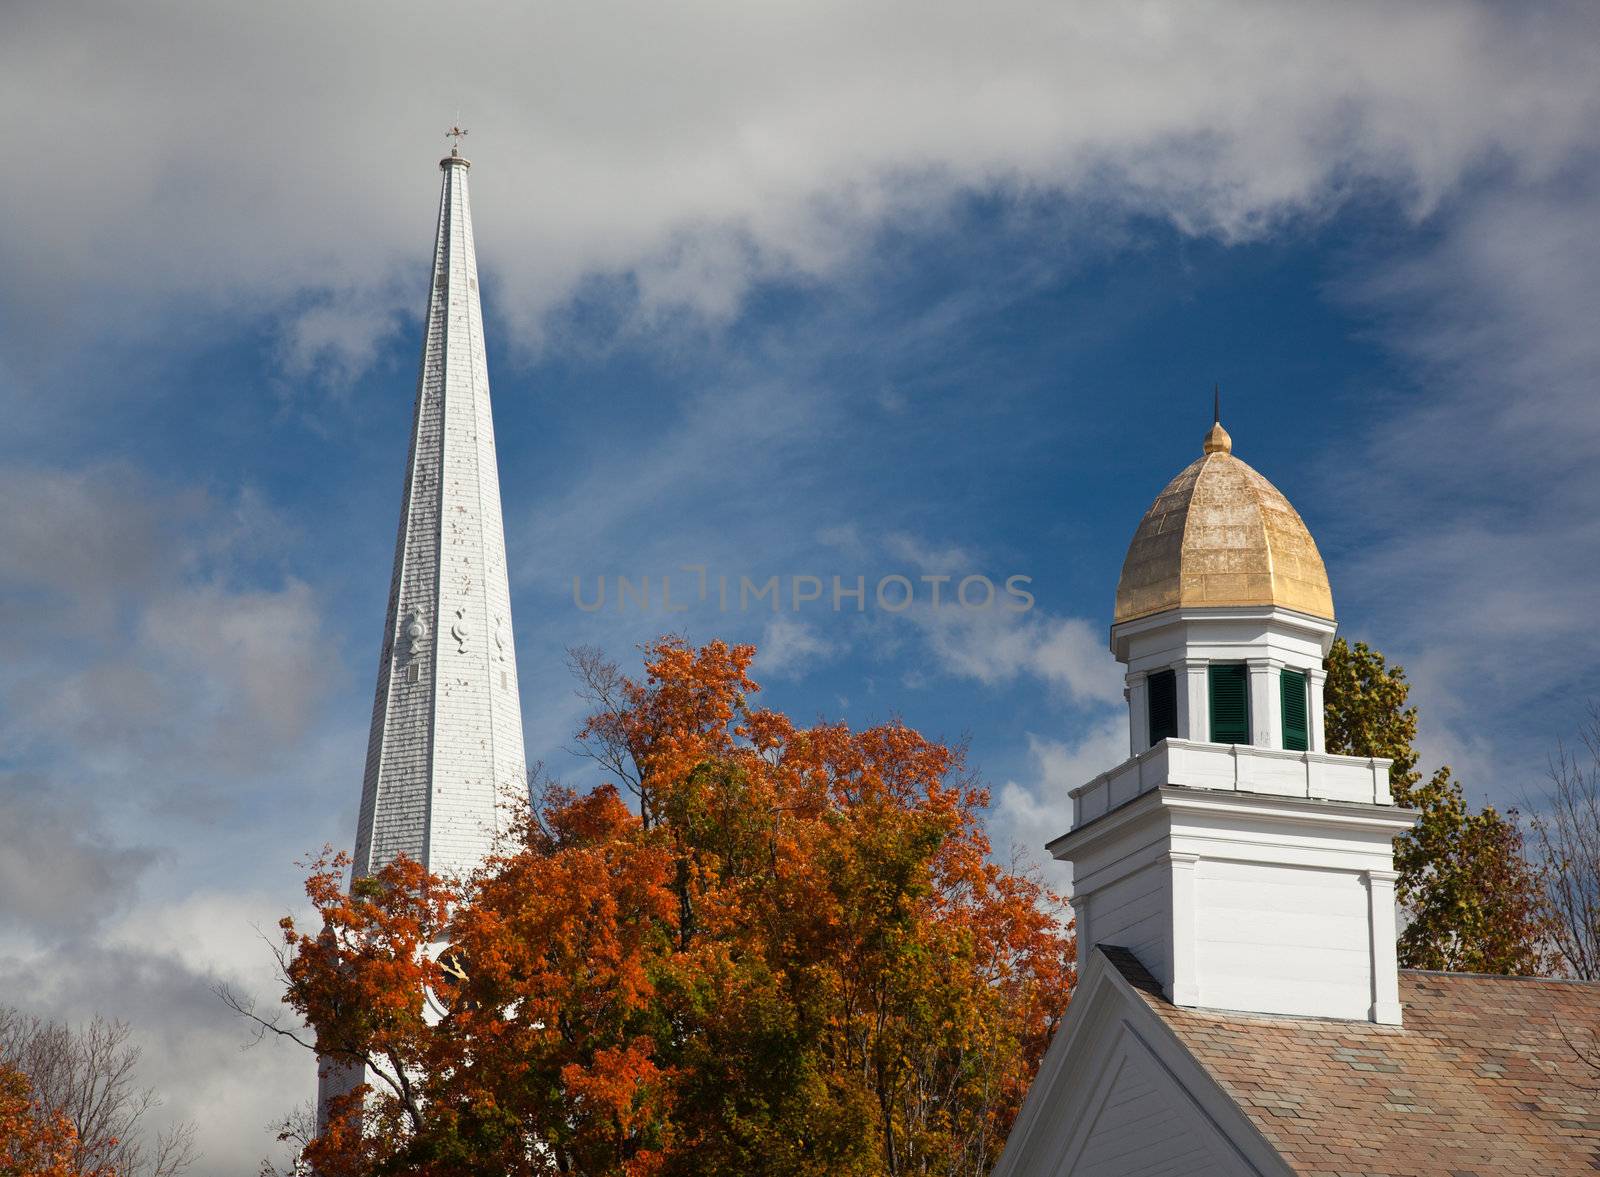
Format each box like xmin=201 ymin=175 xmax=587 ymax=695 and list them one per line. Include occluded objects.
xmin=352 ymin=138 xmax=528 ymax=882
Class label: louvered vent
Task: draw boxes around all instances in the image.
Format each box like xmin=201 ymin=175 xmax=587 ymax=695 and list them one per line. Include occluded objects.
xmin=1148 ymin=669 xmax=1178 ymax=745
xmin=1208 ymin=663 xmax=1250 ymax=745
xmin=1281 ymin=669 xmax=1308 ymax=752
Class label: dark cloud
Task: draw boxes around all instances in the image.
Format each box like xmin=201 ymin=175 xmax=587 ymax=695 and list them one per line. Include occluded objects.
xmin=0 ymin=931 xmax=314 ymax=1172
xmin=0 ymin=464 xmax=181 ymax=632
xmin=0 ymin=779 xmax=157 ymax=935
xmin=0 ymin=463 xmax=334 ymax=800
xmin=0 ymin=462 xmax=344 ymax=1172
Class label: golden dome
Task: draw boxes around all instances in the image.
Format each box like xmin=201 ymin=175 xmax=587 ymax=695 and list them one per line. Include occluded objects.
xmin=1113 ymin=423 xmax=1334 ymax=624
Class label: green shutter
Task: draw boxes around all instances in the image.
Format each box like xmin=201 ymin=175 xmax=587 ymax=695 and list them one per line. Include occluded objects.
xmin=1147 ymin=669 xmax=1177 ymax=745
xmin=1281 ymin=669 xmax=1308 ymax=751
xmin=1209 ymin=663 xmax=1250 ymax=745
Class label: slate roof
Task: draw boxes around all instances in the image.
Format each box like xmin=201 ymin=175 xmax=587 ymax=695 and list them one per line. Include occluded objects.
xmin=1102 ymin=946 xmax=1600 ymax=1176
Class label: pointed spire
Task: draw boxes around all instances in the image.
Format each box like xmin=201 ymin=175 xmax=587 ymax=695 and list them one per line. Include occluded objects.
xmin=351 ymin=147 xmax=528 ymax=882
xmin=1203 ymin=384 xmax=1232 ymax=455
xmin=324 ymin=138 xmax=531 ymax=1134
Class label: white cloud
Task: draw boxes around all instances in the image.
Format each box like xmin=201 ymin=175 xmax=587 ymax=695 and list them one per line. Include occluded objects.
xmin=0 ymin=890 xmax=317 ymax=1174
xmin=916 ymin=608 xmax=1123 ymax=707
xmin=4 ymin=4 xmax=1600 ymax=1166
xmin=756 ymin=616 xmax=840 ymax=679
xmin=991 ymin=721 xmax=1129 ymax=888
xmin=278 ymin=292 xmax=408 ymax=386
xmin=885 ymin=532 xmax=977 ymax=574
xmin=0 ymin=464 xmax=347 ymax=1171
xmin=879 ymin=527 xmax=1123 ymax=705
xmin=4 ymin=2 xmax=1599 ymax=389
xmin=815 ymin=523 xmax=867 ymax=558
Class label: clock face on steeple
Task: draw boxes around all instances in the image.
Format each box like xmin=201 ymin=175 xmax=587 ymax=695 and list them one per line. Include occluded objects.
xmin=433 ymin=945 xmax=471 ymax=1012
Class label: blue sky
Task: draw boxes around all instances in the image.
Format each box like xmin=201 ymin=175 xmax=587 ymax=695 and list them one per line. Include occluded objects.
xmin=4 ymin=2 xmax=1600 ymax=1170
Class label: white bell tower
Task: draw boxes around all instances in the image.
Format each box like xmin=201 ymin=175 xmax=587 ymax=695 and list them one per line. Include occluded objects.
xmin=1054 ymin=414 xmax=1414 ymax=1024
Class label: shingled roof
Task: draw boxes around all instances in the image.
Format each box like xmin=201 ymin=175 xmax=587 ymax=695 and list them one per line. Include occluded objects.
xmin=1103 ymin=946 xmax=1600 ymax=1176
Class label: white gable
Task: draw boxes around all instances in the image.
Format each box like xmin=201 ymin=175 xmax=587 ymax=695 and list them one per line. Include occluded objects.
xmin=1065 ymin=1033 xmax=1252 ymax=1176
xmin=992 ymin=950 xmax=1291 ymax=1177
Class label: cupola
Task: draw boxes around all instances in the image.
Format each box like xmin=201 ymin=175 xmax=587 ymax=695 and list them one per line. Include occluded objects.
xmin=1112 ymin=416 xmax=1336 ymax=758
xmin=1114 ymin=418 xmax=1333 ymax=626
xmin=1050 ymin=412 xmax=1414 ymax=1026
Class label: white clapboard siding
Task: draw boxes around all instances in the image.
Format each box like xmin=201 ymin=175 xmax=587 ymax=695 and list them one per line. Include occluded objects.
xmin=1087 ymin=862 xmax=1172 ymax=990
xmin=1072 ymin=1050 xmax=1238 ymax=1177
xmin=1195 ymin=860 xmax=1371 ymax=1019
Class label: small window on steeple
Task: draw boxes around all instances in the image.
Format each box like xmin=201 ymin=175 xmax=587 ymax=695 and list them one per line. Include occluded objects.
xmin=1209 ymin=663 xmax=1250 ymax=745
xmin=1148 ymin=669 xmax=1177 ymax=746
xmin=1281 ymin=669 xmax=1309 ymax=752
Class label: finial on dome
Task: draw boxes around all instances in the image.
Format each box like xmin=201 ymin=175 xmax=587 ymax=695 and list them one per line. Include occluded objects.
xmin=1203 ymin=385 xmax=1232 ymax=454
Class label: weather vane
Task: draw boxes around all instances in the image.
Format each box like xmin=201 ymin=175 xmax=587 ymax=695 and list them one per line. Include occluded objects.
xmin=446 ymin=124 xmax=469 ymax=156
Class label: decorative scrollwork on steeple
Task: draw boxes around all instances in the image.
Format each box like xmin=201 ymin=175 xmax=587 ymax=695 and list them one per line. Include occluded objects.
xmin=402 ymin=611 xmax=429 ymax=655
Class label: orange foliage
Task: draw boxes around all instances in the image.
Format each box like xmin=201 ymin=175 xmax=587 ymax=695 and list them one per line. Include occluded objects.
xmin=0 ymin=1061 xmax=115 ymax=1177
xmin=279 ymin=638 xmax=1075 ymax=1176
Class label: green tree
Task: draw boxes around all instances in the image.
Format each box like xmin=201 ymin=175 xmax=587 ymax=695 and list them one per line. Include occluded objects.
xmin=1323 ymin=638 xmax=1550 ymax=975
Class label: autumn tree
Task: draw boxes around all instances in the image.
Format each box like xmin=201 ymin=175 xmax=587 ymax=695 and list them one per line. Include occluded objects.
xmin=1323 ymin=637 xmax=1550 ymax=974
xmin=2 ymin=1061 xmax=86 ymax=1177
xmin=255 ymin=637 xmax=1075 ymax=1176
xmin=0 ymin=1010 xmax=193 ymax=1177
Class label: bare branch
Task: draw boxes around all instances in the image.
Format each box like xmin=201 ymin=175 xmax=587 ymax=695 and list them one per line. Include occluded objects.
xmin=215 ymin=983 xmax=319 ymax=1055
xmin=214 ymin=981 xmax=421 ymax=1117
xmin=258 ymin=1104 xmax=317 ymax=1177
xmin=0 ymin=1006 xmax=196 ymax=1177
xmin=1528 ymin=702 xmax=1600 ymax=979
xmin=1555 ymin=1015 xmax=1600 ymax=1089
xmin=564 ymin=644 xmax=645 ymax=796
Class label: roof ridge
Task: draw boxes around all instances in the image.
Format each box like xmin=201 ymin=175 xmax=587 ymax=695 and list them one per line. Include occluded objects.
xmin=1402 ymin=967 xmax=1600 ymax=986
